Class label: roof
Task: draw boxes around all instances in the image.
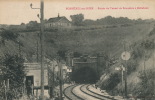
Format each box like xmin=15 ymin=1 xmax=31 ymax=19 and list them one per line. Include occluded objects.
xmin=47 ymin=16 xmax=67 ymax=23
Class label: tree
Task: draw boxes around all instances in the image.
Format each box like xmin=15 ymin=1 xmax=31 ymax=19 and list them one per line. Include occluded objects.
xmin=83 ymin=19 xmax=95 ymax=25
xmin=57 ymin=50 xmax=67 ymax=60
xmin=0 ymin=54 xmax=25 ymax=100
xmin=26 ymin=21 xmax=40 ymax=31
xmin=20 ymin=23 xmax=25 ymax=25
xmin=28 ymin=21 xmax=38 ymax=26
xmin=70 ymin=13 xmax=84 ymax=26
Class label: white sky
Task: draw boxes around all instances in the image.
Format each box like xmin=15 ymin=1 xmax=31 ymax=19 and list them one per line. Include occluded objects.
xmin=0 ymin=0 xmax=155 ymax=25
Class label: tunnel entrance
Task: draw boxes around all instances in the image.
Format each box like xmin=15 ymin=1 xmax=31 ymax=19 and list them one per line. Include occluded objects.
xmin=72 ymin=67 xmax=98 ymax=83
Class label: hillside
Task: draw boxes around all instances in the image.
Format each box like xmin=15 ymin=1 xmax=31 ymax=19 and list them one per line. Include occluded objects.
xmin=0 ymin=22 xmax=154 ymax=61
xmin=96 ymin=22 xmax=155 ymax=99
xmin=1 ymin=20 xmax=155 ymax=99
xmin=44 ymin=22 xmax=154 ymax=56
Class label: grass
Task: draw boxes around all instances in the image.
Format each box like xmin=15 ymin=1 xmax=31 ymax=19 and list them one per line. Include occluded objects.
xmin=46 ymin=23 xmax=153 ymax=56
xmin=0 ymin=22 xmax=154 ymax=61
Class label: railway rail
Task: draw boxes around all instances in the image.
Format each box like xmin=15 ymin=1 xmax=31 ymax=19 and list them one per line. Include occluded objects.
xmin=86 ymin=85 xmax=117 ymax=100
xmin=63 ymin=84 xmax=84 ymax=100
xmin=63 ymin=84 xmax=117 ymax=100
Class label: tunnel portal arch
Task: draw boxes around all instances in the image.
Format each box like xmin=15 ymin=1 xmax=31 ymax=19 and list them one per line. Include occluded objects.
xmin=72 ymin=66 xmax=98 ymax=83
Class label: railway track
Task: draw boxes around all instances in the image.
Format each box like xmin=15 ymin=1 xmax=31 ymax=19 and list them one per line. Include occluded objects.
xmin=86 ymin=85 xmax=117 ymax=100
xmin=64 ymin=84 xmax=117 ymax=100
xmin=63 ymin=84 xmax=84 ymax=100
xmin=80 ymin=84 xmax=102 ymax=100
xmin=80 ymin=84 xmax=116 ymax=100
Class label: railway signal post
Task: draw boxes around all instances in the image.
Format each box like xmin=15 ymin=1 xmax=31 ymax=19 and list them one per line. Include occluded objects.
xmin=30 ymin=0 xmax=45 ymax=99
xmin=121 ymin=49 xmax=130 ymax=98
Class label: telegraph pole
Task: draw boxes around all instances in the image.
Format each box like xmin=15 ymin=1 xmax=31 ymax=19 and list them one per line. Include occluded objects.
xmin=40 ymin=0 xmax=45 ymax=100
xmin=121 ymin=65 xmax=124 ymax=96
xmin=36 ymin=39 xmax=39 ymax=62
xmin=153 ymin=40 xmax=155 ymax=68
xmin=124 ymin=59 xmax=127 ymax=98
xmin=52 ymin=66 xmax=55 ymax=98
xmin=30 ymin=1 xmax=44 ymax=99
xmin=58 ymin=59 xmax=63 ymax=100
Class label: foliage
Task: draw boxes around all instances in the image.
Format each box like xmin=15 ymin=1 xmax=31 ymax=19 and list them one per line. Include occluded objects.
xmin=127 ymin=38 xmax=155 ymax=75
xmin=83 ymin=19 xmax=95 ymax=25
xmin=149 ymin=27 xmax=155 ymax=36
xmin=82 ymin=15 xmax=149 ymax=26
xmin=135 ymin=70 xmax=155 ymax=100
xmin=57 ymin=50 xmax=67 ymax=60
xmin=70 ymin=13 xmax=84 ymax=26
xmin=20 ymin=23 xmax=25 ymax=25
xmin=126 ymin=59 xmax=138 ymax=75
xmin=97 ymin=53 xmax=110 ymax=75
xmin=101 ymin=72 xmax=121 ymax=91
xmin=84 ymin=16 xmax=133 ymax=25
xmin=132 ymin=46 xmax=145 ymax=59
xmin=0 ymin=54 xmax=25 ymax=100
xmin=140 ymin=39 xmax=154 ymax=50
xmin=26 ymin=21 xmax=40 ymax=31
xmin=73 ymin=51 xmax=82 ymax=57
xmin=132 ymin=38 xmax=155 ymax=60
xmin=0 ymin=29 xmax=19 ymax=41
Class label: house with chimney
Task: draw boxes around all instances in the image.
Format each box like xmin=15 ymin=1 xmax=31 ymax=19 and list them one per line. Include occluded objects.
xmin=45 ymin=14 xmax=72 ymax=29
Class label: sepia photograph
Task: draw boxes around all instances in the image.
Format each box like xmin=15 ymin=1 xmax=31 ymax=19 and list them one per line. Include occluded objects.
xmin=0 ymin=0 xmax=155 ymax=100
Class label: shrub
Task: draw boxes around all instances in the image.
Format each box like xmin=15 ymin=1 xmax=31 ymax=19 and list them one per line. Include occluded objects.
xmin=149 ymin=28 xmax=155 ymax=36
xmin=136 ymin=70 xmax=155 ymax=100
xmin=140 ymin=39 xmax=154 ymax=50
xmin=0 ymin=29 xmax=19 ymax=41
xmin=0 ymin=54 xmax=25 ymax=100
xmin=126 ymin=59 xmax=139 ymax=75
xmin=101 ymin=72 xmax=121 ymax=91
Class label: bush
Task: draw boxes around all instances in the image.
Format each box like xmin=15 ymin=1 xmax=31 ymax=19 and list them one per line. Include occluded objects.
xmin=141 ymin=39 xmax=154 ymax=50
xmin=126 ymin=59 xmax=139 ymax=75
xmin=149 ymin=28 xmax=155 ymax=36
xmin=101 ymin=72 xmax=121 ymax=91
xmin=132 ymin=47 xmax=144 ymax=59
xmin=0 ymin=29 xmax=19 ymax=41
xmin=135 ymin=70 xmax=155 ymax=100
xmin=0 ymin=54 xmax=25 ymax=100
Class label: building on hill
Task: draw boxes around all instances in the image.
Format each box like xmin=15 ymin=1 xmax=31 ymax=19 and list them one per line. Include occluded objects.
xmin=44 ymin=14 xmax=72 ymax=29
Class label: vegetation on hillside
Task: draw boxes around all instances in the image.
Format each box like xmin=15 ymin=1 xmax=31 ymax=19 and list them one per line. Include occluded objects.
xmin=0 ymin=15 xmax=155 ymax=99
xmin=70 ymin=13 xmax=84 ymax=26
xmin=0 ymin=54 xmax=25 ymax=100
xmin=99 ymin=29 xmax=155 ymax=99
xmin=135 ymin=70 xmax=155 ymax=100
